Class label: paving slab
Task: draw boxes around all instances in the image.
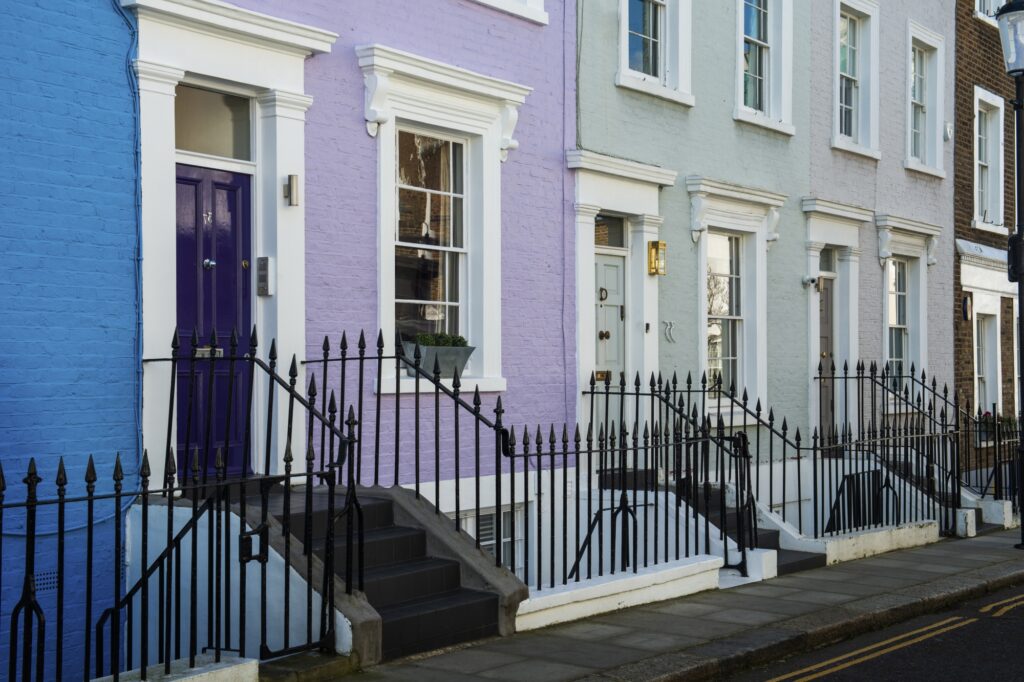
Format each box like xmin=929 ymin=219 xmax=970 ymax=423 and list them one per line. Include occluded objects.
xmin=364 ymin=530 xmax=1024 ymax=681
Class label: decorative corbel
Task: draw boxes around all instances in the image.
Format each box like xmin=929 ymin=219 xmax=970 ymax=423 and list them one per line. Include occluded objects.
xmin=926 ymin=235 xmax=938 ymax=266
xmin=500 ymin=103 xmax=520 ymax=162
xmin=765 ymin=207 xmax=781 ymax=251
xmin=690 ymin=193 xmax=708 ymax=244
xmin=363 ymin=69 xmax=392 ymax=137
xmin=877 ymin=226 xmax=892 ymax=267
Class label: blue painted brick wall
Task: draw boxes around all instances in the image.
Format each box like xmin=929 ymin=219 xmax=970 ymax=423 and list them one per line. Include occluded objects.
xmin=0 ymin=1 xmax=138 ymax=676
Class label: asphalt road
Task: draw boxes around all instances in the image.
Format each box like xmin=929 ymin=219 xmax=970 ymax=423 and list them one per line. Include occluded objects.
xmin=732 ymin=582 xmax=1024 ymax=681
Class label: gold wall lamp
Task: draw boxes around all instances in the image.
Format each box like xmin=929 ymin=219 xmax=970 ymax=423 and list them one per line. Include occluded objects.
xmin=647 ymin=240 xmax=667 ymax=276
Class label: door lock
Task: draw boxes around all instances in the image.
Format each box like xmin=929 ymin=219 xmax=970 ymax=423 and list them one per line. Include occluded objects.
xmin=203 ymin=258 xmax=217 ymax=270
xmin=598 ymin=330 xmax=611 ymax=341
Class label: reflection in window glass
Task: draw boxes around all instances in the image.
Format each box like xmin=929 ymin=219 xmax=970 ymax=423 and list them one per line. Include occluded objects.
xmin=628 ymin=0 xmax=664 ymax=77
xmin=839 ymin=13 xmax=859 ymax=139
xmin=743 ymin=0 xmax=769 ymax=112
xmin=887 ymin=259 xmax=909 ymax=390
xmin=595 ymin=215 xmax=626 ymax=248
xmin=175 ymin=85 xmax=251 ymax=160
xmin=395 ymin=131 xmax=466 ymax=343
xmin=707 ymin=232 xmax=741 ymax=391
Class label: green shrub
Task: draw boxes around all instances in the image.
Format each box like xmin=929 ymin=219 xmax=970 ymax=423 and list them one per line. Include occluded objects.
xmin=415 ymin=332 xmax=468 ymax=348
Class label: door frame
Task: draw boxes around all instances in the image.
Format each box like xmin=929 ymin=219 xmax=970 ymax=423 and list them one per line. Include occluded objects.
xmin=133 ymin=0 xmax=335 ymax=486
xmin=570 ymin=152 xmax=675 ymax=425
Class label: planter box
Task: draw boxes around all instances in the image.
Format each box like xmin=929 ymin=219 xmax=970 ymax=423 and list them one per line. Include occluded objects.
xmin=403 ymin=343 xmax=475 ymax=379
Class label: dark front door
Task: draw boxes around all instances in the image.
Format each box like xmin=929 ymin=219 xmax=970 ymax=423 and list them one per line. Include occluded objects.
xmin=818 ymin=277 xmax=835 ymax=435
xmin=176 ymin=164 xmax=252 ymax=478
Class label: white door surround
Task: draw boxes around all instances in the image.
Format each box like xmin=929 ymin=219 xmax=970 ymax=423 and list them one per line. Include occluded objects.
xmin=568 ymin=150 xmax=676 ymax=422
xmin=128 ymin=0 xmax=336 ymax=485
xmin=958 ymin=238 xmax=1020 ymax=415
xmin=802 ymin=197 xmax=869 ymax=429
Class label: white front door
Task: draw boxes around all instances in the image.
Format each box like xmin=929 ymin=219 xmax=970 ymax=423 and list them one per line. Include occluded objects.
xmin=595 ymin=253 xmax=626 ymax=384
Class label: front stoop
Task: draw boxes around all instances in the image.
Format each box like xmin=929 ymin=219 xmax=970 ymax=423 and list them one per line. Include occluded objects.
xmin=259 ymin=651 xmax=357 ymax=681
xmin=259 ymin=484 xmax=526 ymax=664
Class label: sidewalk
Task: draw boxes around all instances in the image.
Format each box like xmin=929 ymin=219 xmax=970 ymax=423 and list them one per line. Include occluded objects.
xmin=355 ymin=529 xmax=1024 ymax=682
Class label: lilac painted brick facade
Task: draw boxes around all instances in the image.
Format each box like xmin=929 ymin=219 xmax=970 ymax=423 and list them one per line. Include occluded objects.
xmin=231 ymin=0 xmax=577 ymax=433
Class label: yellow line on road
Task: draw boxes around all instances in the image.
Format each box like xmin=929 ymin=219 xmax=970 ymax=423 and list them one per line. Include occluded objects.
xmin=787 ymin=618 xmax=978 ymax=682
xmin=993 ymin=600 xmax=1024 ymax=618
xmin=763 ymin=617 xmax=964 ymax=682
xmin=979 ymin=592 xmax=1024 ymax=614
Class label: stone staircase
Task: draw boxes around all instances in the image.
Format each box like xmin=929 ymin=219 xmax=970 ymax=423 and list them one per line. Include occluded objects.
xmin=265 ymin=488 xmax=500 ymax=660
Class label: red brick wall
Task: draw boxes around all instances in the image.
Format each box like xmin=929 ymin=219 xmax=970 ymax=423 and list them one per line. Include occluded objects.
xmin=954 ymin=0 xmax=1016 ymax=412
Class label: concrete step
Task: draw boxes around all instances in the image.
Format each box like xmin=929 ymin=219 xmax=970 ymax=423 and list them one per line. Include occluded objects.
xmin=362 ymin=557 xmax=461 ymax=609
xmin=776 ymin=548 xmax=827 ymax=575
xmin=325 ymin=525 xmax=427 ymax=570
xmin=377 ymin=588 xmax=499 ymax=660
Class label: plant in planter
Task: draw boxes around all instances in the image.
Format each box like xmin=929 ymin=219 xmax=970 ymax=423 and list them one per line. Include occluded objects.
xmin=403 ymin=333 xmax=476 ymax=378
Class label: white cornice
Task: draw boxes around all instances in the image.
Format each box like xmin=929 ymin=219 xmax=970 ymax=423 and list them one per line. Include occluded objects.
xmin=957 ymin=238 xmax=1007 ymax=273
xmin=874 ymin=214 xmax=942 ymax=238
xmin=356 ymin=44 xmax=531 ymax=156
xmin=685 ymin=176 xmax=787 ymax=208
xmin=801 ymin=197 xmax=874 ymax=222
xmin=122 ymin=0 xmax=337 ymax=55
xmin=566 ymin=150 xmax=677 ymax=187
xmin=356 ymin=44 xmax=531 ymax=105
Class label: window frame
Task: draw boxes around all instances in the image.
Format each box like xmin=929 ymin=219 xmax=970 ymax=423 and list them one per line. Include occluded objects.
xmin=904 ymin=22 xmax=945 ymax=178
xmin=471 ymin=0 xmax=548 ymax=25
xmin=832 ymin=0 xmax=879 ymax=159
xmin=973 ymin=86 xmax=1007 ymax=235
xmin=617 ymin=0 xmax=694 ymax=106
xmin=457 ymin=504 xmax=527 ymax=575
xmin=886 ymin=258 xmax=909 ymax=389
xmin=734 ymin=0 xmax=794 ymax=135
xmin=394 ymin=127 xmax=470 ymax=346
xmin=706 ymin=232 xmax=743 ymax=392
xmin=689 ymin=176 xmax=783 ymax=408
xmin=975 ymin=0 xmax=1003 ymax=28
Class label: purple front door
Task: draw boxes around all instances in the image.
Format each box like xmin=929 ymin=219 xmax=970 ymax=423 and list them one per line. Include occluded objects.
xmin=176 ymin=164 xmax=252 ymax=477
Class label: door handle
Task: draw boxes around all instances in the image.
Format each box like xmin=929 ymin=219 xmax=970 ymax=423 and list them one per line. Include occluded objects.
xmin=203 ymin=258 xmax=217 ymax=270
xmin=598 ymin=330 xmax=611 ymax=341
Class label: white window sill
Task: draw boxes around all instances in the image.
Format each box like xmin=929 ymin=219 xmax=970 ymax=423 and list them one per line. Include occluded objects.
xmin=974 ymin=10 xmax=999 ymax=29
xmin=831 ymin=135 xmax=881 ymax=160
xmin=470 ymin=0 xmax=548 ymax=24
xmin=903 ymin=158 xmax=946 ymax=179
xmin=733 ymin=108 xmax=795 ymax=136
xmin=615 ymin=72 xmax=695 ymax=107
xmin=972 ymin=218 xmax=1009 ymax=236
xmin=377 ymin=375 xmax=508 ymax=395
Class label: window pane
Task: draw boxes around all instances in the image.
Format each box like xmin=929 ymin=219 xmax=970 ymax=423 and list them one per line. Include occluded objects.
xmin=628 ymin=0 xmax=660 ymax=76
xmin=744 ymin=0 xmax=767 ymax=41
xmin=175 ymin=85 xmax=251 ymax=160
xmin=397 ymin=190 xmax=456 ymax=247
xmin=398 ymin=132 xmax=452 ymax=192
xmin=395 ymin=247 xmax=457 ymax=303
xmin=595 ymin=215 xmax=626 ymax=248
xmin=395 ymin=301 xmax=458 ymax=341
xmin=707 ymin=233 xmax=732 ymax=275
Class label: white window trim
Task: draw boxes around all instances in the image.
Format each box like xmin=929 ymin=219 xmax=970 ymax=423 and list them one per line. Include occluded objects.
xmin=689 ymin=176 xmax=786 ymax=405
xmin=471 ymin=0 xmax=548 ymax=25
xmin=128 ymin=0 xmax=336 ymax=486
xmin=904 ymin=22 xmax=945 ymax=178
xmin=734 ymin=0 xmax=795 ymax=135
xmin=832 ymin=0 xmax=880 ymax=158
xmin=974 ymin=1 xmax=1001 ymax=29
xmin=972 ymin=304 xmax=1003 ymax=416
xmin=616 ymin=0 xmax=695 ymax=107
xmin=358 ymin=44 xmax=531 ymax=394
xmin=974 ymin=86 xmax=1007 ymax=235
xmin=876 ymin=214 xmax=940 ymax=375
